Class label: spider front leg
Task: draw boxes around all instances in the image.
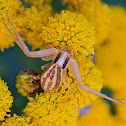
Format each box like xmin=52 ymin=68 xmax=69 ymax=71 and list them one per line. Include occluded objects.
xmin=69 ymin=58 xmax=126 ymax=103
xmin=41 ymin=56 xmax=53 ymax=61
xmin=41 ymin=63 xmax=51 ymax=70
xmin=3 ymin=11 xmax=59 ymax=58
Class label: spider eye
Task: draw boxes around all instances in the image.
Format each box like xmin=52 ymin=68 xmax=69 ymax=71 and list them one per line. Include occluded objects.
xmin=62 ymin=57 xmax=69 ymax=69
xmin=54 ymin=53 xmax=62 ymax=63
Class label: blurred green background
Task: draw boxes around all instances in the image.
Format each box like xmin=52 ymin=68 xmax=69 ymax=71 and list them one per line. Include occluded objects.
xmin=0 ymin=0 xmax=125 ymax=115
xmin=103 ymin=0 xmax=126 ymax=6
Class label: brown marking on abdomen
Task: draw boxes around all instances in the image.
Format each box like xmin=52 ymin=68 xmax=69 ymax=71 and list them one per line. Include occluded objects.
xmin=40 ymin=63 xmax=62 ymax=92
xmin=52 ymin=66 xmax=62 ymax=91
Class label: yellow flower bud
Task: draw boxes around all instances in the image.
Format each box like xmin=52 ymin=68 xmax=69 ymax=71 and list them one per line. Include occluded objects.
xmin=16 ymin=69 xmax=41 ymax=97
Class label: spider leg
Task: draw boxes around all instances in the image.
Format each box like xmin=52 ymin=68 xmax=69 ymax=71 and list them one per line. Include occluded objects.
xmin=62 ymin=70 xmax=76 ymax=92
xmin=3 ymin=18 xmax=23 ymax=49
xmin=3 ymin=11 xmax=59 ymax=58
xmin=69 ymin=58 xmax=126 ymax=103
xmin=61 ymin=47 xmax=68 ymax=51
xmin=40 ymin=41 xmax=45 ymax=50
xmin=41 ymin=63 xmax=51 ymax=70
xmin=41 ymin=56 xmax=53 ymax=61
xmin=40 ymin=41 xmax=54 ymax=61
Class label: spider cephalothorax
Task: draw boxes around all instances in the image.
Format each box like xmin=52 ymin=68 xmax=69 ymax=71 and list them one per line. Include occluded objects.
xmin=3 ymin=11 xmax=126 ymax=103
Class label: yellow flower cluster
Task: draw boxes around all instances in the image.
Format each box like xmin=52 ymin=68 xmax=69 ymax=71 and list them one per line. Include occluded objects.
xmin=0 ymin=0 xmax=54 ymax=51
xmin=77 ymin=98 xmax=114 ymax=126
xmin=77 ymin=90 xmax=126 ymax=126
xmin=1 ymin=114 xmax=28 ymax=126
xmin=41 ymin=10 xmax=95 ymax=58
xmin=62 ymin=0 xmax=110 ymax=45
xmin=0 ymin=0 xmax=23 ymax=19
xmin=94 ymin=1 xmax=110 ymax=45
xmin=108 ymin=6 xmax=126 ymax=44
xmin=0 ymin=0 xmax=113 ymax=125
xmin=23 ymin=93 xmax=79 ymax=126
xmin=96 ymin=6 xmax=126 ymax=90
xmin=95 ymin=6 xmax=126 ymax=126
xmin=0 ymin=78 xmax=13 ymax=121
xmin=0 ymin=0 xmax=24 ymax=51
xmin=23 ymin=5 xmax=54 ymax=49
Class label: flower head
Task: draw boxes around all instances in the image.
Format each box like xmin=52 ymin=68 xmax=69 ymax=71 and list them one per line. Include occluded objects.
xmin=77 ymin=88 xmax=126 ymax=126
xmin=107 ymin=6 xmax=126 ymax=45
xmin=0 ymin=78 xmax=13 ymax=121
xmin=22 ymin=5 xmax=55 ymax=50
xmin=16 ymin=69 xmax=41 ymax=97
xmin=94 ymin=1 xmax=110 ymax=45
xmin=96 ymin=6 xmax=126 ymax=90
xmin=23 ymin=92 xmax=79 ymax=126
xmin=62 ymin=0 xmax=110 ymax=45
xmin=95 ymin=6 xmax=126 ymax=126
xmin=1 ymin=114 xmax=28 ymax=126
xmin=41 ymin=10 xmax=95 ymax=58
xmin=0 ymin=0 xmax=24 ymax=51
xmin=77 ymin=98 xmax=114 ymax=126
xmin=0 ymin=0 xmax=54 ymax=51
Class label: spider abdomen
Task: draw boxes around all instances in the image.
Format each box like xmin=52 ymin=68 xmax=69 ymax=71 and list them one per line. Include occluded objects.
xmin=40 ymin=63 xmax=63 ymax=92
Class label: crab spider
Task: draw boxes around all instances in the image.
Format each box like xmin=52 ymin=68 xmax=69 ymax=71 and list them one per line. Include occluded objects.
xmin=3 ymin=11 xmax=126 ymax=103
